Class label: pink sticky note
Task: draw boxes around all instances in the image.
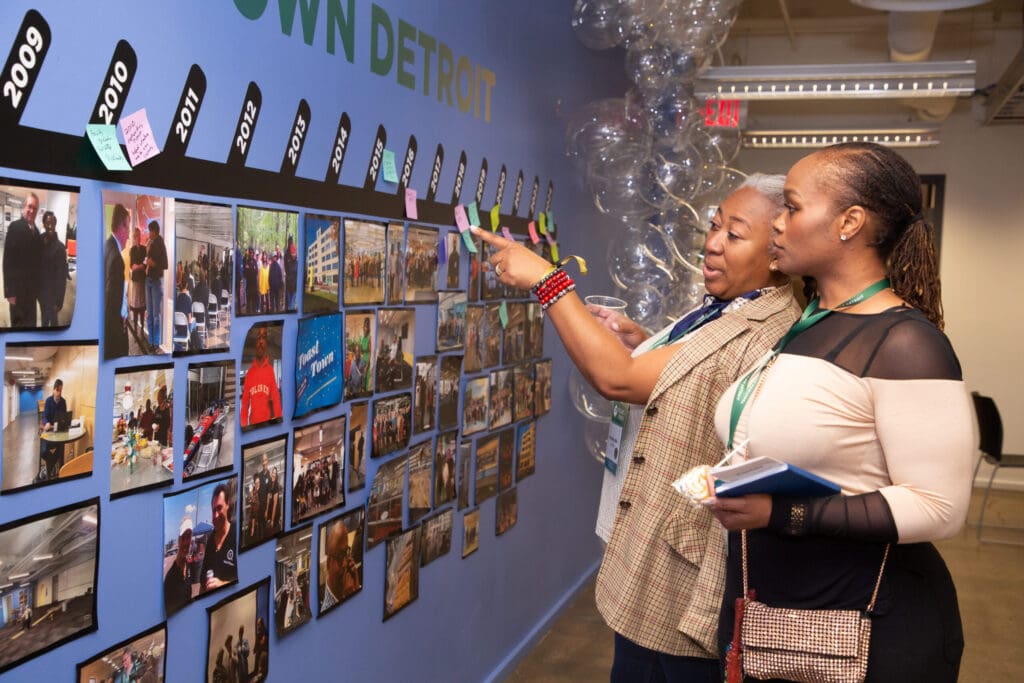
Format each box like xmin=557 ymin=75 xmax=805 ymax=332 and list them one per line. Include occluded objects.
xmin=454 ymin=205 xmax=470 ymax=233
xmin=119 ymin=108 xmax=160 ymax=167
xmin=501 ymin=227 xmax=513 ymax=240
xmin=527 ymin=221 xmax=540 ymax=244
xmin=405 ymin=188 xmax=418 ymax=219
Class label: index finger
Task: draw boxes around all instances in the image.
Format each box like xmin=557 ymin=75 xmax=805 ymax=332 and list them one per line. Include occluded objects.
xmin=470 ymin=225 xmax=516 ymax=250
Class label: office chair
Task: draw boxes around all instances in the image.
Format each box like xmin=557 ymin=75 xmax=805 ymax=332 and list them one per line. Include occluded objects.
xmin=972 ymin=392 xmax=1024 ymax=543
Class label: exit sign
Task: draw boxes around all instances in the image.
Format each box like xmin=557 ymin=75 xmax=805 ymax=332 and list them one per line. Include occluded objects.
xmin=704 ymin=98 xmax=744 ymax=128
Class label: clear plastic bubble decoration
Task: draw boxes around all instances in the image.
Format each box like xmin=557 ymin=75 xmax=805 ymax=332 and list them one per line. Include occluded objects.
xmin=637 ymin=144 xmax=703 ymax=210
xmin=565 ymin=98 xmax=648 ymax=170
xmin=659 ymin=203 xmax=706 ymax=273
xmin=705 ymin=126 xmax=743 ymax=165
xmin=645 ymin=82 xmax=698 ymax=145
xmin=607 ymin=226 xmax=674 ymax=289
xmin=572 ymin=0 xmax=623 ymax=50
xmin=624 ymin=283 xmax=666 ymax=332
xmin=662 ymin=266 xmax=704 ymax=320
xmin=589 ymin=152 xmax=656 ymax=220
xmin=626 ymin=43 xmax=672 ymax=92
xmin=569 ymin=367 xmax=613 ymax=422
xmin=584 ymin=414 xmax=610 ymax=462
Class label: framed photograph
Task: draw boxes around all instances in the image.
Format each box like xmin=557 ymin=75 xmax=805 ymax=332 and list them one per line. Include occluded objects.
xmin=488 ymin=368 xmax=513 ymax=430
xmin=464 ymin=305 xmax=485 ymax=372
xmin=174 ymin=199 xmax=233 ymax=354
xmin=525 ymin=302 xmax=544 ymax=358
xmin=162 ymin=475 xmax=239 ymax=615
xmin=77 ymin=622 xmax=165 ymax=683
xmin=443 ymin=231 xmax=461 ymax=289
xmin=513 ymin=363 xmax=535 ymax=422
xmin=0 ymin=498 xmax=99 ymax=675
xmin=516 ymin=421 xmax=536 ymax=481
xmin=434 ymin=430 xmax=457 ymax=508
xmin=294 ymin=312 xmax=343 ymax=418
xmin=375 ymin=307 xmax=415 ymax=392
xmin=303 ymin=213 xmax=340 ymax=313
xmin=383 ymin=526 xmax=421 ymax=621
xmin=475 ymin=434 xmax=499 ymax=504
xmin=205 ymin=579 xmax=271 ymax=683
xmin=2 ymin=341 xmax=98 ymax=494
xmin=496 ymin=487 xmax=518 ymax=536
xmin=498 ymin=428 xmax=515 ymax=492
xmin=457 ymin=441 xmax=472 ymax=511
xmin=343 ymin=218 xmax=385 ymax=306
xmin=366 ymin=454 xmax=407 ymax=549
xmin=182 ymin=359 xmax=235 ymax=482
xmin=503 ymin=302 xmax=526 ymax=364
xmin=386 ymin=222 xmax=405 ymax=305
xmin=317 ymin=507 xmax=364 ymax=616
xmin=483 ymin=304 xmax=502 ymax=367
xmin=534 ymin=359 xmax=552 ymax=417
xmin=235 ymin=206 xmax=299 ymax=316
xmin=467 ymin=234 xmax=481 ymax=302
xmin=408 ymin=440 xmax=433 ymax=524
xmin=102 ymin=191 xmax=174 ymax=358
xmin=240 ymin=435 xmax=287 ymax=552
xmin=292 ymin=415 xmax=346 ymax=526
xmin=462 ymin=509 xmax=480 ymax=558
xmin=404 ymin=225 xmax=438 ymax=303
xmin=481 ymin=242 xmax=505 ymax=301
xmin=413 ymin=355 xmax=438 ymax=434
xmin=437 ymin=291 xmax=467 ymax=352
xmin=371 ymin=393 xmax=412 ymax=458
xmin=348 ymin=402 xmax=368 ymax=493
xmin=239 ymin=320 xmax=284 ymax=431
xmin=111 ymin=363 xmax=174 ymax=498
xmin=343 ymin=310 xmax=376 ymax=400
xmin=420 ymin=509 xmax=453 ymax=567
xmin=274 ymin=525 xmax=313 ymax=637
xmin=0 ymin=178 xmax=79 ymax=331
xmin=438 ymin=355 xmax=463 ymax=430
xmin=462 ymin=376 xmax=489 ymax=436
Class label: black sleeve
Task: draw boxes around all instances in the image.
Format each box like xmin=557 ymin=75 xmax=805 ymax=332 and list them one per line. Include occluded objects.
xmin=767 ymin=491 xmax=898 ymax=543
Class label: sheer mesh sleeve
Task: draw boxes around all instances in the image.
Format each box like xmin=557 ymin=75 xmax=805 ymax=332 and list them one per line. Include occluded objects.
xmin=861 ymin=315 xmax=961 ymax=380
xmin=768 ymin=491 xmax=898 ymax=543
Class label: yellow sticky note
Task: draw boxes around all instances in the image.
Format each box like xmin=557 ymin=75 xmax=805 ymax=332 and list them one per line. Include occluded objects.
xmin=550 ymin=241 xmax=560 ymax=262
xmin=489 ymin=204 xmax=500 ymax=232
xmin=538 ymin=211 xmax=548 ymax=235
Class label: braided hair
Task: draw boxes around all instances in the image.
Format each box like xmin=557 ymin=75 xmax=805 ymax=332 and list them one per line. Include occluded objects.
xmin=804 ymin=142 xmax=944 ymax=329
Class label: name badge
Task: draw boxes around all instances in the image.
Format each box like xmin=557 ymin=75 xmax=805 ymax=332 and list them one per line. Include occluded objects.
xmin=604 ymin=401 xmax=628 ymax=474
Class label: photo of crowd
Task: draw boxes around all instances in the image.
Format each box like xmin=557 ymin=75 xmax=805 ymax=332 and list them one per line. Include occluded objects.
xmin=413 ymin=356 xmax=437 ymax=434
xmin=386 ymin=223 xmax=404 ymax=305
xmin=383 ymin=527 xmax=420 ymax=621
xmin=462 ymin=509 xmax=479 ymax=559
xmin=240 ymin=437 xmax=287 ymax=551
xmin=347 ymin=402 xmax=368 ymax=493
xmin=483 ymin=304 xmax=502 ymax=367
xmin=534 ymin=360 xmax=552 ymax=417
xmin=174 ymin=200 xmax=233 ymax=354
xmin=513 ymin=364 xmax=535 ymax=422
xmin=496 ymin=487 xmax=518 ymax=536
xmin=462 ymin=377 xmax=488 ymax=436
xmin=408 ymin=441 xmax=432 ymax=525
xmin=342 ymin=219 xmax=385 ymax=306
xmin=443 ymin=232 xmax=460 ymax=289
xmin=317 ymin=507 xmax=364 ymax=615
xmin=464 ymin=305 xmax=484 ymax=372
xmin=438 ymin=356 xmax=463 ymax=430
xmin=111 ymin=365 xmax=175 ymax=498
xmin=2 ymin=341 xmax=98 ymax=493
xmin=183 ymin=360 xmax=235 ymax=482
xmin=1 ymin=180 xmax=78 ymax=331
xmin=291 ymin=416 xmax=346 ymax=526
xmin=273 ymin=526 xmax=312 ymax=637
xmin=475 ymin=434 xmax=499 ymax=504
xmin=162 ymin=476 xmax=239 ymax=616
xmin=420 ymin=509 xmax=452 ymax=568
xmin=76 ymin=622 xmax=165 ymax=683
xmin=343 ymin=312 xmax=375 ymax=400
xmin=457 ymin=441 xmax=472 ymax=511
xmin=371 ymin=393 xmax=411 ymax=458
xmin=0 ymin=499 xmax=98 ymax=674
xmin=375 ymin=308 xmax=415 ymax=392
xmin=366 ymin=455 xmax=406 ymax=549
xmin=436 ymin=291 xmax=466 ymax=352
xmin=404 ymin=225 xmax=438 ymax=303
xmin=498 ymin=429 xmax=515 ymax=491
xmin=235 ymin=207 xmax=299 ymax=316
xmin=434 ymin=430 xmax=457 ymax=508
xmin=303 ymin=214 xmax=339 ymax=313
xmin=205 ymin=579 xmax=270 ymax=683
xmin=102 ymin=191 xmax=174 ymax=358
xmin=239 ymin=321 xmax=283 ymax=431
xmin=488 ymin=368 xmax=513 ymax=430
xmin=516 ymin=421 xmax=536 ymax=481
xmin=503 ymin=302 xmax=526 ymax=364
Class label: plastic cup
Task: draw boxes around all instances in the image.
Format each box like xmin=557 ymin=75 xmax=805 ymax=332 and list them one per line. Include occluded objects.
xmin=584 ymin=295 xmax=628 ymax=313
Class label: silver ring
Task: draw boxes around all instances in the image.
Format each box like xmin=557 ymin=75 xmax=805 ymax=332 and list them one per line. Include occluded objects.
xmin=495 ymin=264 xmax=503 ymax=277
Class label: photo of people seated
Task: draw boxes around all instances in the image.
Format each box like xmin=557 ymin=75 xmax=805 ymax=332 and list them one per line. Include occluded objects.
xmin=174 ymin=200 xmax=234 ymax=354
xmin=110 ymin=366 xmax=174 ymax=497
xmin=241 ymin=438 xmax=287 ymax=551
xmin=2 ymin=342 xmax=98 ymax=493
xmin=183 ymin=360 xmax=235 ymax=481
xmin=235 ymin=207 xmax=298 ymax=316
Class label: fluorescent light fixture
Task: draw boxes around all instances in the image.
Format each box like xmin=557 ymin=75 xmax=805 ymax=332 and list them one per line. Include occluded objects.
xmin=0 ymin=583 xmax=12 ymax=590
xmin=4 ymin=355 xmax=33 ymax=361
xmin=696 ymin=61 xmax=975 ymax=100
xmin=8 ymin=572 xmax=29 ymax=580
xmin=82 ymin=514 xmax=98 ymax=525
xmin=743 ymin=127 xmax=941 ymax=149
xmin=12 ymin=370 xmax=37 ymax=374
xmin=32 ymin=554 xmax=53 ymax=561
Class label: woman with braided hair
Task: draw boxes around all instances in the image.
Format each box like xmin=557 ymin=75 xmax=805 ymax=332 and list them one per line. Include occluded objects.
xmin=705 ymin=142 xmax=974 ymax=681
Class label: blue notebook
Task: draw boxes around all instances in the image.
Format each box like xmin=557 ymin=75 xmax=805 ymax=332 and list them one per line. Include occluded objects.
xmin=713 ymin=457 xmax=840 ymax=498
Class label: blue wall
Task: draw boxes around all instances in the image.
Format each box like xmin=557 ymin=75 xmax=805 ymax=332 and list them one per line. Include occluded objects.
xmin=0 ymin=1 xmax=626 ymax=681
xmin=18 ymin=386 xmax=44 ymax=414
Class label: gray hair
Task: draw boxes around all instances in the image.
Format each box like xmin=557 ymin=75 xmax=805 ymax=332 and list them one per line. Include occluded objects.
xmin=738 ymin=173 xmax=785 ymax=210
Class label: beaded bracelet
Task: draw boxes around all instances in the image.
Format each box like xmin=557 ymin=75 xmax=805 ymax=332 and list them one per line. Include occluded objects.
xmin=532 ymin=267 xmax=576 ymax=310
xmin=530 ymin=267 xmax=563 ymax=296
xmin=539 ymin=281 xmax=576 ymax=311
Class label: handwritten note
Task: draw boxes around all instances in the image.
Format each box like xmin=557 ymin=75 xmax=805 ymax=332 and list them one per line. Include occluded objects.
xmin=501 ymin=227 xmax=513 ymax=240
xmin=461 ymin=230 xmax=478 ymax=253
xmin=490 ymin=204 xmax=500 ymax=232
xmin=86 ymin=124 xmax=131 ymax=171
xmin=528 ymin=221 xmax=540 ymax=244
xmin=381 ymin=149 xmax=398 ymax=183
xmin=119 ymin=108 xmax=160 ymax=167
xmin=499 ymin=301 xmax=509 ymax=328
xmin=467 ymin=201 xmax=480 ymax=228
xmin=404 ymin=188 xmax=418 ymax=219
xmin=454 ymin=205 xmax=470 ymax=233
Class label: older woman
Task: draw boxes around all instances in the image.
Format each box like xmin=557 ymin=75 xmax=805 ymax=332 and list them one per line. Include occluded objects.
xmin=706 ymin=143 xmax=973 ymax=681
xmin=473 ymin=174 xmax=799 ymax=682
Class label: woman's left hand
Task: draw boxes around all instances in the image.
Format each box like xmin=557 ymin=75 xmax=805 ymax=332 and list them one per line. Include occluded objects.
xmin=471 ymin=226 xmax=554 ymax=290
xmin=703 ymin=494 xmax=773 ymax=531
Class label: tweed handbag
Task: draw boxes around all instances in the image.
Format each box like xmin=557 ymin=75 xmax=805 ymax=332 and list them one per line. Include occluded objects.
xmin=739 ymin=531 xmax=889 ymax=683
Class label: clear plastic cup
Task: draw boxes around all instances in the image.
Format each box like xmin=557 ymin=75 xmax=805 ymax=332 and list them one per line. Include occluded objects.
xmin=584 ymin=295 xmax=628 ymax=312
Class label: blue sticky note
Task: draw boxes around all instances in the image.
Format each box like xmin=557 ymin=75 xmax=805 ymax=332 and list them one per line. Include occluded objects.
xmin=499 ymin=301 xmax=509 ymax=328
xmin=382 ymin=149 xmax=399 ymax=183
xmin=86 ymin=124 xmax=131 ymax=171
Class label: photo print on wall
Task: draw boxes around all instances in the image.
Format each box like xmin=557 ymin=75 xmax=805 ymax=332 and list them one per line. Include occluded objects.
xmin=239 ymin=320 xmax=284 ymax=431
xmin=503 ymin=302 xmax=526 ymax=364
xmin=516 ymin=420 xmax=536 ymax=481
xmin=383 ymin=526 xmax=420 ymax=621
xmin=488 ymin=368 xmax=513 ymax=430
xmin=513 ymin=363 xmax=535 ymax=422
xmin=464 ymin=305 xmax=485 ymax=372
xmin=462 ymin=376 xmax=488 ymax=436
xmin=76 ymin=621 xmax=166 ymax=683
xmin=467 ymin=233 xmax=481 ymax=302
xmin=0 ymin=178 xmax=79 ymax=331
xmin=317 ymin=506 xmax=365 ymax=616
xmin=182 ymin=359 xmax=236 ymax=482
xmin=343 ymin=218 xmax=385 ymax=306
xmin=347 ymin=401 xmax=368 ymax=493
xmin=343 ymin=311 xmax=376 ymax=400
xmin=475 ymin=434 xmax=499 ymax=504
xmin=404 ymin=224 xmax=438 ymax=303
xmin=385 ymin=222 xmax=404 ymax=305
xmin=2 ymin=340 xmax=98 ymax=494
xmin=111 ymin=363 xmax=175 ymax=498
xmin=174 ymin=199 xmax=233 ymax=355
xmin=443 ymin=231 xmax=461 ymax=289
xmin=462 ymin=508 xmax=480 ymax=559
xmin=375 ymin=307 xmax=415 ymax=392
xmin=273 ymin=524 xmax=313 ymax=637
xmin=480 ymin=242 xmax=505 ymax=301
xmin=434 ymin=430 xmax=458 ymax=508
xmin=534 ymin=359 xmax=552 ymax=417
xmin=525 ymin=302 xmax=544 ymax=358
xmin=205 ymin=578 xmax=271 ymax=683
xmin=294 ymin=312 xmax=343 ymax=419
xmin=302 ymin=213 xmax=340 ymax=314
xmin=371 ymin=392 xmax=411 ymax=459
xmin=496 ymin=487 xmax=518 ymax=536
xmin=498 ymin=428 xmax=515 ymax=492
xmin=457 ymin=440 xmax=472 ymax=511
xmin=235 ymin=206 xmax=299 ymax=316
xmin=420 ymin=509 xmax=453 ymax=567
xmin=240 ymin=435 xmax=287 ymax=552
xmin=366 ymin=454 xmax=407 ymax=549
xmin=408 ymin=440 xmax=433 ymax=525
xmin=413 ymin=355 xmax=438 ymax=434
xmin=438 ymin=355 xmax=463 ymax=430
xmin=437 ymin=290 xmax=467 ymax=352
xmin=292 ymin=415 xmax=346 ymax=526
xmin=483 ymin=304 xmax=502 ymax=367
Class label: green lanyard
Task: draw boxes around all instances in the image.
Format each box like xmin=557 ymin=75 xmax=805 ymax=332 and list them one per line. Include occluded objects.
xmin=727 ymin=278 xmax=890 ymax=449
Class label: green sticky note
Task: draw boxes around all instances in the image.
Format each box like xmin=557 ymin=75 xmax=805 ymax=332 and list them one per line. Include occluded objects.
xmin=467 ymin=202 xmax=481 ymax=227
xmin=381 ymin=149 xmax=399 ymax=183
xmin=461 ymin=230 xmax=478 ymax=254
xmin=550 ymin=240 xmax=560 ymax=262
xmin=547 ymin=210 xmax=555 ymax=233
xmin=499 ymin=301 xmax=509 ymax=328
xmin=538 ymin=211 xmax=548 ymax=235
xmin=489 ymin=204 xmax=500 ymax=232
xmin=86 ymin=124 xmax=131 ymax=171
